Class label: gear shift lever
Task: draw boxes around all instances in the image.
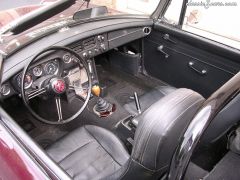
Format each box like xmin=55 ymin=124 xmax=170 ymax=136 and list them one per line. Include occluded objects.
xmin=92 ymin=85 xmax=116 ymax=117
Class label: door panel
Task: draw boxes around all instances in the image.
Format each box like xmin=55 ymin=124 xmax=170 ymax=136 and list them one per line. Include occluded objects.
xmin=143 ymin=23 xmax=240 ymax=97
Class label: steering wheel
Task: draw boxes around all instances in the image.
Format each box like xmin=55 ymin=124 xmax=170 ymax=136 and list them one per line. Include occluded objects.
xmin=21 ymin=46 xmax=92 ymax=124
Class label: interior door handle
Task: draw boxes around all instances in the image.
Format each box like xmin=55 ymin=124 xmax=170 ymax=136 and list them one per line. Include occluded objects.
xmin=157 ymin=45 xmax=169 ymax=58
xmin=188 ymin=61 xmax=207 ymax=75
xmin=163 ymin=34 xmax=177 ymax=44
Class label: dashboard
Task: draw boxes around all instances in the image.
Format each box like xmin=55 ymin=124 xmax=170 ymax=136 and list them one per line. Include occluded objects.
xmin=0 ymin=17 xmax=153 ymax=99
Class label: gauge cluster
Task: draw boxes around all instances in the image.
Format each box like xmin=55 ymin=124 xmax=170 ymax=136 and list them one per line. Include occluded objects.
xmin=1 ymin=48 xmax=98 ymax=99
xmin=0 ymin=58 xmax=61 ymax=99
xmin=14 ymin=59 xmax=60 ymax=90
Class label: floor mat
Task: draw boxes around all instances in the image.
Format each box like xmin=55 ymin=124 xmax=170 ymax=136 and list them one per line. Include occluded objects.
xmin=17 ymin=118 xmax=36 ymax=132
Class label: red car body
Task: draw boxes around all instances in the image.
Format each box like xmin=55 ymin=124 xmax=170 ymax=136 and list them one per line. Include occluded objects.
xmin=0 ymin=2 xmax=120 ymax=179
xmin=0 ymin=122 xmax=48 ymax=180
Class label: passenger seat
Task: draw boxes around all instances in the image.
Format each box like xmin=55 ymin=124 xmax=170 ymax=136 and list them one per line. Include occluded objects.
xmin=124 ymin=86 xmax=176 ymax=119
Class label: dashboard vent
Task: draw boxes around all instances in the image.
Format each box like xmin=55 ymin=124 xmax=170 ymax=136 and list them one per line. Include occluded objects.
xmin=83 ymin=37 xmax=96 ymax=48
xmin=68 ymin=41 xmax=84 ymax=54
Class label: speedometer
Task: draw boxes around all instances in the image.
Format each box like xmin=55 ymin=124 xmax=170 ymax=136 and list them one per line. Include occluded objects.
xmin=44 ymin=61 xmax=58 ymax=75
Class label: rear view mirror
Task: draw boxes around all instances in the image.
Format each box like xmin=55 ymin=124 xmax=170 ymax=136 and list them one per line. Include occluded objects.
xmin=73 ymin=6 xmax=108 ymax=20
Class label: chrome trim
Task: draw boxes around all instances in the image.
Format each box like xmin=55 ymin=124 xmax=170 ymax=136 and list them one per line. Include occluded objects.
xmin=143 ymin=27 xmax=151 ymax=35
xmin=1 ymin=84 xmax=11 ymax=96
xmin=168 ymin=72 xmax=240 ymax=180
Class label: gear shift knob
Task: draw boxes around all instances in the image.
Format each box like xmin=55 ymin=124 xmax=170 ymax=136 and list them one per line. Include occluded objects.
xmin=92 ymin=85 xmax=101 ymax=97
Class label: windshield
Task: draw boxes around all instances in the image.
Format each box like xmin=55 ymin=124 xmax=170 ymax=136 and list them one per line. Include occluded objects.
xmin=0 ymin=0 xmax=160 ymax=28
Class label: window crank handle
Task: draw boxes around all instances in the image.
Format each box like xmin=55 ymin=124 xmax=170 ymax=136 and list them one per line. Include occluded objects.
xmin=157 ymin=45 xmax=169 ymax=58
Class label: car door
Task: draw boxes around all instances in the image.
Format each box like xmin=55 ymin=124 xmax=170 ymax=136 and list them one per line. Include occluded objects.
xmin=143 ymin=0 xmax=240 ymax=97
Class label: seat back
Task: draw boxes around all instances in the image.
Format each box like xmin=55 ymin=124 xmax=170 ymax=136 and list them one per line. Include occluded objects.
xmin=106 ymin=89 xmax=204 ymax=180
xmin=127 ymin=89 xmax=204 ymax=179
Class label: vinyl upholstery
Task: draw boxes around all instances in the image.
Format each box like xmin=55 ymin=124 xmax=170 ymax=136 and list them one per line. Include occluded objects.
xmin=47 ymin=125 xmax=130 ymax=180
xmin=123 ymin=86 xmax=176 ymax=116
xmin=47 ymin=88 xmax=204 ymax=179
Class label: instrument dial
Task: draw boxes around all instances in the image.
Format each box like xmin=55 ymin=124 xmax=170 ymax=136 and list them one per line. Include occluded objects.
xmin=1 ymin=84 xmax=10 ymax=96
xmin=44 ymin=61 xmax=58 ymax=75
xmin=17 ymin=73 xmax=33 ymax=89
xmin=33 ymin=66 xmax=43 ymax=77
xmin=63 ymin=53 xmax=72 ymax=63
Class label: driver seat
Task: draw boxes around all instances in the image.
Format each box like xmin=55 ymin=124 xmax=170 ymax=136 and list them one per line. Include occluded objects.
xmin=46 ymin=88 xmax=204 ymax=179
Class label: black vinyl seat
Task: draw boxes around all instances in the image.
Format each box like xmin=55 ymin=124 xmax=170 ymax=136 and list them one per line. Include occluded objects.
xmin=47 ymin=88 xmax=204 ymax=180
xmin=47 ymin=125 xmax=129 ymax=179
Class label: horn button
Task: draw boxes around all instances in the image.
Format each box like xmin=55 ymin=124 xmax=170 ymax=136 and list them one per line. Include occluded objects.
xmin=50 ymin=78 xmax=66 ymax=94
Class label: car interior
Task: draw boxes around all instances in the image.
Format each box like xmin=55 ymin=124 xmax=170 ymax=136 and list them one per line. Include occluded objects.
xmin=0 ymin=3 xmax=240 ymax=180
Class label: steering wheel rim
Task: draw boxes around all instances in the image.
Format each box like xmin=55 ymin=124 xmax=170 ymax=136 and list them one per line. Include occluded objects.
xmin=21 ymin=46 xmax=92 ymax=124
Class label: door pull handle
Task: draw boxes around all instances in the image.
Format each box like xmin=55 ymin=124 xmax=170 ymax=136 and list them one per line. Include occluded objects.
xmin=188 ymin=61 xmax=207 ymax=75
xmin=157 ymin=45 xmax=169 ymax=58
xmin=163 ymin=34 xmax=177 ymax=44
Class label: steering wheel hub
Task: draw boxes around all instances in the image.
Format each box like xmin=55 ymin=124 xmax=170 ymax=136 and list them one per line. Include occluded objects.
xmin=51 ymin=78 xmax=66 ymax=94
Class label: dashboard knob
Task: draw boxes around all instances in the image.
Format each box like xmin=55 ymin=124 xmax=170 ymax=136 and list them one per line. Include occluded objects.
xmin=100 ymin=44 xmax=106 ymax=51
xmin=82 ymin=52 xmax=88 ymax=59
xmin=88 ymin=50 xmax=93 ymax=57
xmin=97 ymin=35 xmax=104 ymax=42
xmin=94 ymin=48 xmax=99 ymax=53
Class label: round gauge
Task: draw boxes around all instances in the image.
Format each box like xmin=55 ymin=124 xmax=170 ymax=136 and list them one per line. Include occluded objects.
xmin=17 ymin=73 xmax=33 ymax=89
xmin=44 ymin=61 xmax=58 ymax=75
xmin=63 ymin=53 xmax=72 ymax=63
xmin=1 ymin=84 xmax=10 ymax=96
xmin=33 ymin=66 xmax=43 ymax=77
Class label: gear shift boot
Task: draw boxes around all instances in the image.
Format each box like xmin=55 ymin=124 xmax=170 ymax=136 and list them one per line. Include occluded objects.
xmin=92 ymin=85 xmax=115 ymax=117
xmin=93 ymin=98 xmax=116 ymax=117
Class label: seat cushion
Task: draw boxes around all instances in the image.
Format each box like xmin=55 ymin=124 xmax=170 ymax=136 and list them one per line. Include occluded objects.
xmin=46 ymin=125 xmax=130 ymax=180
xmin=124 ymin=86 xmax=176 ymax=116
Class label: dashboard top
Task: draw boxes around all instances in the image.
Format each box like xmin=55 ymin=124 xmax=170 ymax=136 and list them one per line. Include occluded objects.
xmin=2 ymin=17 xmax=152 ymax=82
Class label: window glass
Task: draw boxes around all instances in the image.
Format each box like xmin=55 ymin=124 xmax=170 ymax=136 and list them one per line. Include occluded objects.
xmin=91 ymin=0 xmax=160 ymax=15
xmin=183 ymin=0 xmax=240 ymax=49
xmin=0 ymin=0 xmax=161 ymax=28
xmin=163 ymin=0 xmax=240 ymax=49
xmin=164 ymin=0 xmax=184 ymax=25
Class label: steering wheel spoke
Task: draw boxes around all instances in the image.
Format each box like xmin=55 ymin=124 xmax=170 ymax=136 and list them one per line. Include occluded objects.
xmin=55 ymin=97 xmax=63 ymax=122
xmin=27 ymin=87 xmax=46 ymax=100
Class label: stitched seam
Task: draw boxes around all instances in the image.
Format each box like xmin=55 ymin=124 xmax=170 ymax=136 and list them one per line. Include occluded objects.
xmin=156 ymin=88 xmax=167 ymax=96
xmin=140 ymin=92 xmax=194 ymax=163
xmin=132 ymin=89 xmax=170 ymax=155
xmin=84 ymin=126 xmax=122 ymax=166
xmin=58 ymin=140 xmax=94 ymax=163
xmin=154 ymin=98 xmax=203 ymax=169
xmin=139 ymin=91 xmax=195 ymax=162
xmin=73 ymin=145 xmax=108 ymax=178
xmin=118 ymin=159 xmax=132 ymax=179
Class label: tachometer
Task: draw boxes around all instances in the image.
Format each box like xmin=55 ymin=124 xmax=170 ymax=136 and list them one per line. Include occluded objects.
xmin=32 ymin=66 xmax=43 ymax=77
xmin=44 ymin=61 xmax=58 ymax=75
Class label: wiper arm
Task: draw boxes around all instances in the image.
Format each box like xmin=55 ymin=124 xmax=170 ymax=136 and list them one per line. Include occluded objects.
xmin=0 ymin=0 xmax=76 ymax=35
